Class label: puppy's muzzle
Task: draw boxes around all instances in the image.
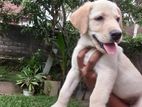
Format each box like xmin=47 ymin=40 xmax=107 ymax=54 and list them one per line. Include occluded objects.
xmin=110 ymin=30 xmax=122 ymax=42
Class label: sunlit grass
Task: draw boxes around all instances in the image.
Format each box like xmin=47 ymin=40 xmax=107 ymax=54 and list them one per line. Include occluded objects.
xmin=0 ymin=95 xmax=81 ymax=107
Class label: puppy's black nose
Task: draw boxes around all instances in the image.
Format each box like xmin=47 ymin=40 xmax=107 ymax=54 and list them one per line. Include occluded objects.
xmin=110 ymin=30 xmax=122 ymax=41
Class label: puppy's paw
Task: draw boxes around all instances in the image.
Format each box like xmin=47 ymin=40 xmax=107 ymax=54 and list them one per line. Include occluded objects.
xmin=89 ymin=103 xmax=106 ymax=107
xmin=51 ymin=102 xmax=66 ymax=107
xmin=90 ymin=105 xmax=105 ymax=107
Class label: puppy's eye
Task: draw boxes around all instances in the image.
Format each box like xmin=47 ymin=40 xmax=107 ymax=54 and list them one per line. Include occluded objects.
xmin=94 ymin=16 xmax=104 ymax=21
xmin=116 ymin=17 xmax=120 ymax=22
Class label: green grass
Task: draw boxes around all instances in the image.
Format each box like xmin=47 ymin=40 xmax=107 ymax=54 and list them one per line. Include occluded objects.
xmin=0 ymin=66 xmax=19 ymax=82
xmin=0 ymin=96 xmax=82 ymax=107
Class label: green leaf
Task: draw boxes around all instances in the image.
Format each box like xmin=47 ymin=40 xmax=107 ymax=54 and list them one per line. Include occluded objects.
xmin=21 ymin=83 xmax=25 ymax=88
xmin=56 ymin=34 xmax=66 ymax=56
xmin=29 ymin=84 xmax=32 ymax=91
xmin=31 ymin=82 xmax=39 ymax=85
xmin=16 ymin=81 xmax=23 ymax=85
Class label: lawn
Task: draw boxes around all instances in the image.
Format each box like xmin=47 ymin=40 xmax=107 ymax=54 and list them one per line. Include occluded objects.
xmin=0 ymin=95 xmax=82 ymax=107
xmin=0 ymin=66 xmax=19 ymax=82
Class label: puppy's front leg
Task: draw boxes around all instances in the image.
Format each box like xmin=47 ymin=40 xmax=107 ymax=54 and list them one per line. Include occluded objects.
xmin=90 ymin=69 xmax=117 ymax=107
xmin=51 ymin=67 xmax=80 ymax=107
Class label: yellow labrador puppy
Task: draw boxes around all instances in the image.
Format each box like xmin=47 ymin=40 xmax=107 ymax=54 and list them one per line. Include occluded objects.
xmin=52 ymin=0 xmax=142 ymax=107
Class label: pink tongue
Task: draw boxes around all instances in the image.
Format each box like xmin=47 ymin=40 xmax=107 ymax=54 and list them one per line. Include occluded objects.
xmin=104 ymin=43 xmax=116 ymax=54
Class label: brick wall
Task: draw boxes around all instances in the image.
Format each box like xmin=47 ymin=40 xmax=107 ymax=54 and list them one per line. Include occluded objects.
xmin=0 ymin=24 xmax=47 ymax=58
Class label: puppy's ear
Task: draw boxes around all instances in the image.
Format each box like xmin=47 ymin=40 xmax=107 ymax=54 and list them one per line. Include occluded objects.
xmin=70 ymin=2 xmax=92 ymax=35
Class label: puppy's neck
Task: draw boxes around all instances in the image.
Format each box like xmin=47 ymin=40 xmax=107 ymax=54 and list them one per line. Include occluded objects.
xmin=77 ymin=35 xmax=94 ymax=48
xmin=77 ymin=35 xmax=105 ymax=53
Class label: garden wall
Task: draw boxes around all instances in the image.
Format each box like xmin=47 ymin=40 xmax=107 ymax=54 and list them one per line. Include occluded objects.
xmin=0 ymin=24 xmax=47 ymax=58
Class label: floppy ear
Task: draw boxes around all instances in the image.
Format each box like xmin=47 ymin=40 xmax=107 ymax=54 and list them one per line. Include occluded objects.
xmin=70 ymin=2 xmax=92 ymax=35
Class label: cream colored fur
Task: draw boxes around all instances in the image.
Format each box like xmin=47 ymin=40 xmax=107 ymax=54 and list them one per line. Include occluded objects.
xmin=51 ymin=0 xmax=142 ymax=107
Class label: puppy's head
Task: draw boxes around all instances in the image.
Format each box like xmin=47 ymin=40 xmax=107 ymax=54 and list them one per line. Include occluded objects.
xmin=70 ymin=0 xmax=122 ymax=54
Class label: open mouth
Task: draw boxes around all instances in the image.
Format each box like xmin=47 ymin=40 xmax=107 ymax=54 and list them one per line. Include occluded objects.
xmin=103 ymin=43 xmax=116 ymax=54
xmin=92 ymin=34 xmax=117 ymax=54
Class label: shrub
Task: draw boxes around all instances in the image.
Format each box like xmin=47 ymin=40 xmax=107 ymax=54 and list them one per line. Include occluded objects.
xmin=120 ymin=35 xmax=142 ymax=57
